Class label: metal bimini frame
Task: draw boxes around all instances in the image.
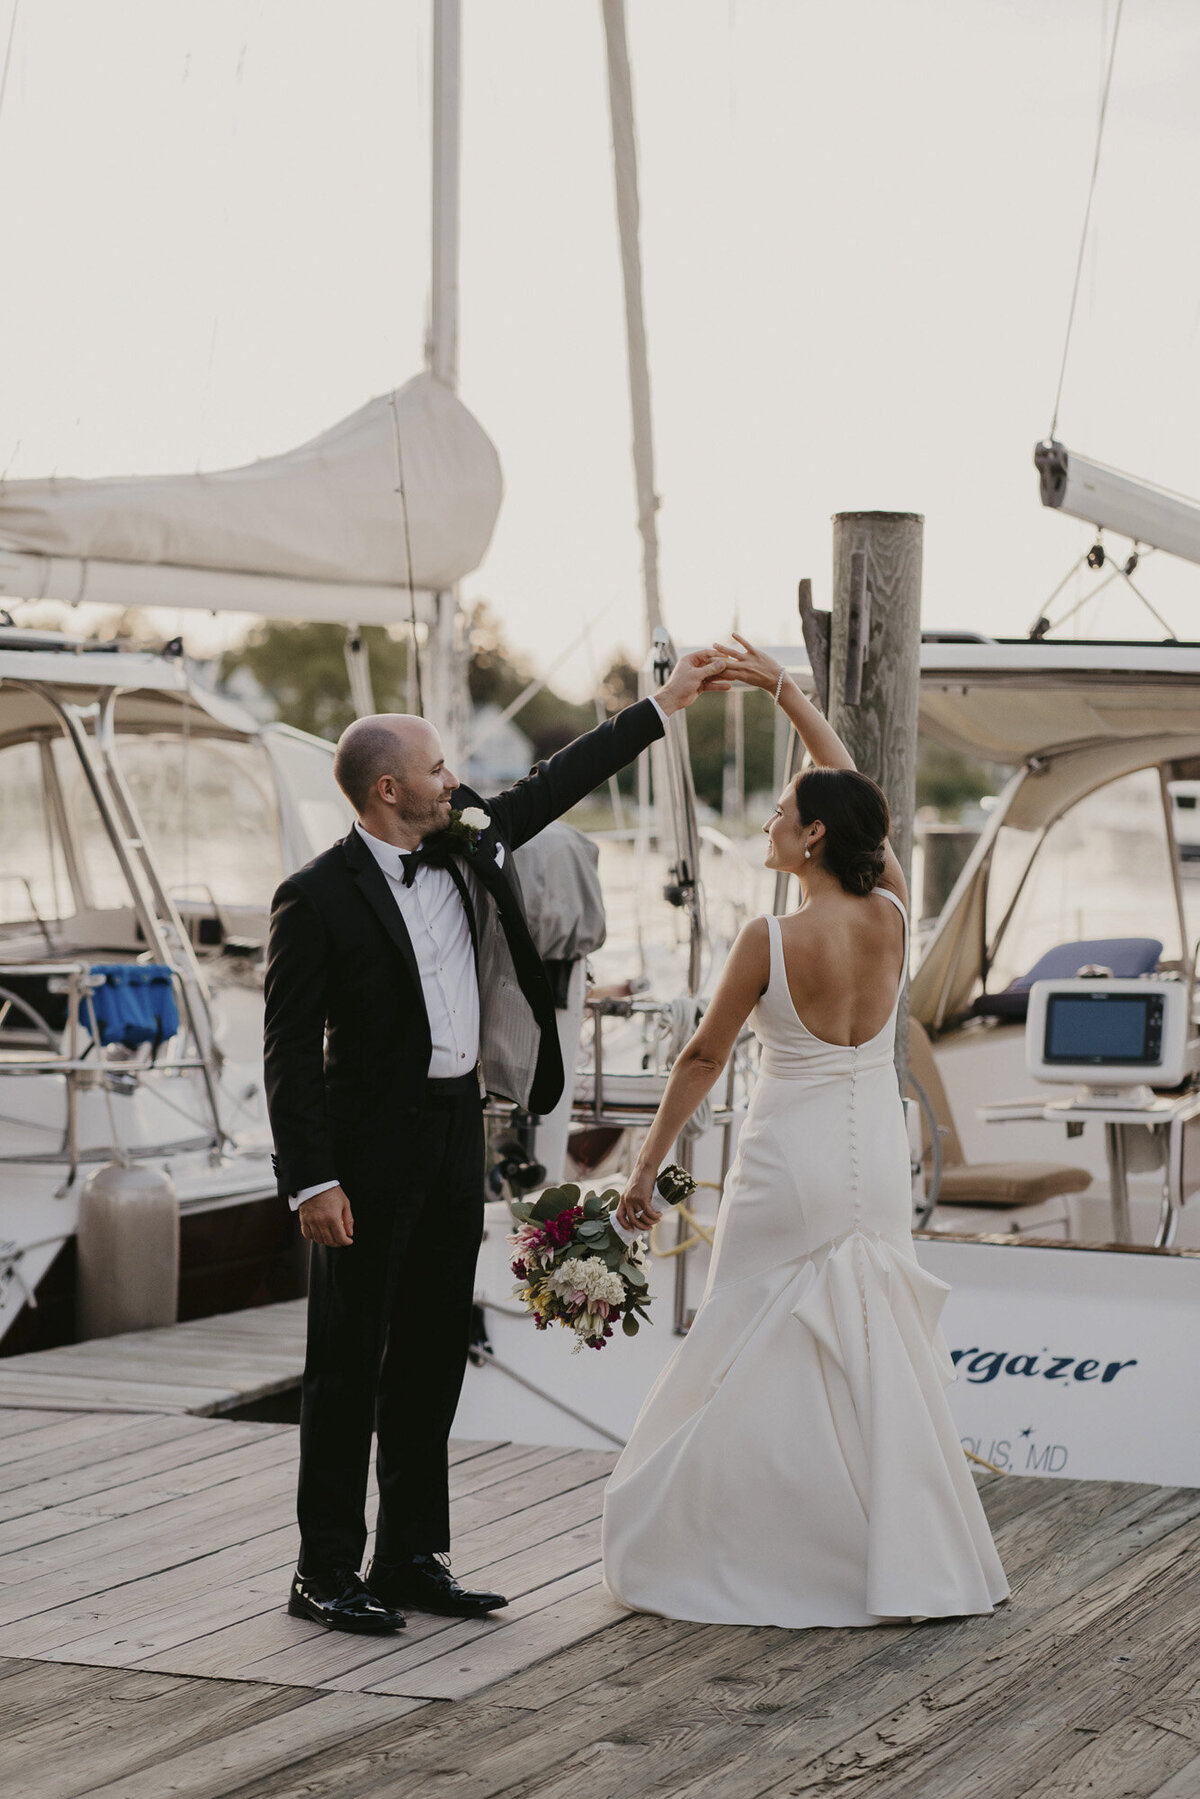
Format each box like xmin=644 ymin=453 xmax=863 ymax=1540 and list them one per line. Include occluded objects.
xmin=0 ymin=681 xmax=229 ymax=1180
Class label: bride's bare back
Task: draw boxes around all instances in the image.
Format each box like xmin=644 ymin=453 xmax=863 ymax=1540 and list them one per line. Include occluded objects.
xmin=776 ymin=889 xmax=906 ymax=1048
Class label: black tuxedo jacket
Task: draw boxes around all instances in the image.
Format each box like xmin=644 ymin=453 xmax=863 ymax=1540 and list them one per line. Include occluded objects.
xmin=263 ymin=697 xmax=665 ymax=1202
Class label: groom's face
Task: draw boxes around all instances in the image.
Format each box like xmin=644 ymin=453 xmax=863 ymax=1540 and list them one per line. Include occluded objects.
xmin=392 ymin=721 xmax=458 ymax=836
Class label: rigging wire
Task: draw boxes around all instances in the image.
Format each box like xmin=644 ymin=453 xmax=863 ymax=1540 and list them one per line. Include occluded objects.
xmin=1025 ymin=546 xmax=1093 ymax=637
xmin=1032 ymin=546 xmax=1177 ymax=641
xmin=387 ymin=389 xmax=424 ymax=715
xmin=465 ymin=597 xmax=619 ymax=758
xmin=0 ymin=0 xmax=20 ymax=131
xmin=1119 ymin=562 xmax=1177 ymax=640
xmin=1048 ymin=0 xmax=1125 ymax=440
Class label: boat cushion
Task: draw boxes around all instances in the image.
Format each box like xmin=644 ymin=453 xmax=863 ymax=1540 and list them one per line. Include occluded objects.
xmin=937 ymin=1160 xmax=1092 ymax=1207
xmin=87 ymin=963 xmax=181 ymax=1050
xmin=973 ymin=937 xmax=1162 ymax=1021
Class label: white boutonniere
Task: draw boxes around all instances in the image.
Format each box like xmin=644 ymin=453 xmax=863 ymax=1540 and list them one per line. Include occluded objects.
xmin=441 ymin=805 xmax=490 ymax=854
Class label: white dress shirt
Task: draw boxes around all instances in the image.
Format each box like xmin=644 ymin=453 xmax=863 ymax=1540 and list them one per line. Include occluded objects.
xmin=291 ymin=696 xmax=670 ymax=1210
xmin=290 ymin=819 xmax=480 ymax=1209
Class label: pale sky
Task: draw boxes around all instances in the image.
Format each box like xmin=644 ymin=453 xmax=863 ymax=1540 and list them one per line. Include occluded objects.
xmin=2 ymin=1 xmax=1200 ymax=693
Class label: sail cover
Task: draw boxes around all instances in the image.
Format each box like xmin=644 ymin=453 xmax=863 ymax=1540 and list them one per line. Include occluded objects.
xmin=0 ymin=371 xmax=503 ymax=622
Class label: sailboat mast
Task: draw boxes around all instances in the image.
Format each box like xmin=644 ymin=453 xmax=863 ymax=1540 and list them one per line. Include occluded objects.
xmin=425 ymin=0 xmax=465 ymax=757
xmin=601 ymin=0 xmax=663 ymax=649
xmin=428 ymin=0 xmax=460 ymax=390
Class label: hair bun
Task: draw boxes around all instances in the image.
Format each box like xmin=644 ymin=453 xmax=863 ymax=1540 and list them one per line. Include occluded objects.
xmin=843 ymin=843 xmax=887 ymax=897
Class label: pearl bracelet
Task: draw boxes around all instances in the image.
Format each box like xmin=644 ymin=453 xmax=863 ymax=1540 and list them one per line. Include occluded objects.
xmin=772 ymin=668 xmax=786 ymax=706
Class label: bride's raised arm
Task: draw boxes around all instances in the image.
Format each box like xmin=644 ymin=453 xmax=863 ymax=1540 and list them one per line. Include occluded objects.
xmin=716 ymin=632 xmax=854 ymax=772
xmin=716 ymin=631 xmax=908 ymax=903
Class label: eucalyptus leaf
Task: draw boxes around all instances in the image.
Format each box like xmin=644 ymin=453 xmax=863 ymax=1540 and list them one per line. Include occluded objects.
xmin=622 ymin=1313 xmax=640 ymax=1337
xmin=620 ymin=1263 xmax=648 ymax=1288
xmin=530 ymin=1189 xmax=572 ymax=1222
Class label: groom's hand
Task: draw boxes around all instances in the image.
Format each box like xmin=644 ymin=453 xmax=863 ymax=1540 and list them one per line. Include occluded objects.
xmin=655 ymin=650 xmax=730 ymax=716
xmin=298 ymin=1185 xmax=354 ymax=1248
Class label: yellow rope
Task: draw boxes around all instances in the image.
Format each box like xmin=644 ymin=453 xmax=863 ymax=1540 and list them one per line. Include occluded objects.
xmin=964 ymin=1448 xmax=1008 ymax=1476
xmin=649 ymin=1195 xmax=717 ymax=1258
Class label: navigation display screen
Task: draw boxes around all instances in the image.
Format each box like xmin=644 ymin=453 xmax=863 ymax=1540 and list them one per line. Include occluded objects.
xmin=1044 ymin=993 xmax=1161 ymax=1066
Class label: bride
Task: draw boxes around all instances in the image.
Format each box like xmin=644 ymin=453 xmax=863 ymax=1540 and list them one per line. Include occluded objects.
xmin=601 ymin=634 xmax=1009 ymax=1628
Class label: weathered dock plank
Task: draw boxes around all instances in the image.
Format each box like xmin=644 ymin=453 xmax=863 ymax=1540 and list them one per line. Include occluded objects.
xmin=0 ymin=1656 xmax=421 ymax=1799
xmin=1 ymin=1341 xmax=1197 ymax=1799
xmin=0 ymin=1414 xmax=284 ymax=1522
xmin=0 ymin=1299 xmax=307 ymax=1415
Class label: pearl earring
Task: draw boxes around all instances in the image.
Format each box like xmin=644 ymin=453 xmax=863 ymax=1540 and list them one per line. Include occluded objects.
xmin=804 ymin=848 xmax=811 ymax=860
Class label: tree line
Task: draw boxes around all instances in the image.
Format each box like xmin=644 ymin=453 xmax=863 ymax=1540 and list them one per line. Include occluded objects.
xmin=220 ymin=605 xmax=994 ymax=818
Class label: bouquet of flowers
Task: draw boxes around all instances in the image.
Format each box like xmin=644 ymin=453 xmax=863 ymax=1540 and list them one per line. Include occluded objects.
xmin=508 ymin=1164 xmax=698 ymax=1352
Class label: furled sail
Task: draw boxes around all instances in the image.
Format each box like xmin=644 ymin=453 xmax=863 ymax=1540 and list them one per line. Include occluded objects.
xmin=0 ymin=371 xmax=502 ymax=623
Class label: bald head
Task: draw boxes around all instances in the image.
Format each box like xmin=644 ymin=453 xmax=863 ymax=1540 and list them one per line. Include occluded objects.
xmin=333 ymin=713 xmax=455 ymax=844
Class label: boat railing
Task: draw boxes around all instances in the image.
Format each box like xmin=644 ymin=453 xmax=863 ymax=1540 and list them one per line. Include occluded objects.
xmin=0 ymin=959 xmax=220 ymax=1185
xmin=574 ymin=992 xmax=752 ymax=1333
xmin=4 ymin=680 xmax=230 ymax=1157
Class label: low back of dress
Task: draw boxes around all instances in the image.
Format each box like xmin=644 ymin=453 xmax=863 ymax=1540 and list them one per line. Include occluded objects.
xmin=727 ymin=891 xmax=913 ymax=1268
xmin=753 ymin=888 xmax=907 ymax=1079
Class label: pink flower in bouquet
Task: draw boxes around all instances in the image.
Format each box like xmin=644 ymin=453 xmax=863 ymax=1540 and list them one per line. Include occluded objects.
xmin=542 ymin=1207 xmax=583 ymax=1248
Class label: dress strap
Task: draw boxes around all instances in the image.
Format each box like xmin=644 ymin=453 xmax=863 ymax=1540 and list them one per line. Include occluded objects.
xmin=763 ymin=912 xmax=784 ymax=994
xmin=874 ymin=886 xmax=909 ymax=1004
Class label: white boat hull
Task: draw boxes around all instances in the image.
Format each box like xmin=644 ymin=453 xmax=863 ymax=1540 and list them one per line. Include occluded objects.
xmin=457 ymin=1207 xmax=1200 ymax=1490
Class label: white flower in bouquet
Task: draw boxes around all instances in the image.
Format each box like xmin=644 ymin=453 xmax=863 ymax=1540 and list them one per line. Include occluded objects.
xmin=546 ymin=1256 xmax=626 ymax=1309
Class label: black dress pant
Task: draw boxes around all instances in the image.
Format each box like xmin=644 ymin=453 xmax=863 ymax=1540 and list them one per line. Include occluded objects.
xmin=296 ymin=1075 xmax=485 ymax=1576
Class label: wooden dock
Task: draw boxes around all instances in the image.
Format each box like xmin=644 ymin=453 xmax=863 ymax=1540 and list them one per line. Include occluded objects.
xmin=0 ymin=1301 xmax=307 ymax=1415
xmin=3 ymin=1323 xmax=1200 ymax=1795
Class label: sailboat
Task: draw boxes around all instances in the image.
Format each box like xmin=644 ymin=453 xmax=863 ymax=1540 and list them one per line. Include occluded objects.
xmin=0 ymin=0 xmax=739 ymax=1362
xmin=0 ymin=360 xmax=510 ymax=1342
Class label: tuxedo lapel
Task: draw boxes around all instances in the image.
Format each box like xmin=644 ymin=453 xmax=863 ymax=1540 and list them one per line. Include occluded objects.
xmin=442 ymin=854 xmax=480 ymax=972
xmin=462 ymin=837 xmax=530 ymax=950
xmin=340 ymin=830 xmax=422 ymax=994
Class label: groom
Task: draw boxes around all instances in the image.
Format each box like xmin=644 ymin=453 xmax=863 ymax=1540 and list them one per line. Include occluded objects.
xmin=264 ymin=650 xmax=725 ymax=1633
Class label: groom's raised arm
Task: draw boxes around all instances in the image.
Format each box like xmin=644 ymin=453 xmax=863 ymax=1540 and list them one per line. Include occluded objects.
xmin=485 ymin=698 xmax=662 ymax=851
xmin=484 ymin=651 xmax=726 ymax=850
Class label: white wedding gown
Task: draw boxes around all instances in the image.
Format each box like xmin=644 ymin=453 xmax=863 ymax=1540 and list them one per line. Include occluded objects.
xmin=602 ymin=893 xmax=1010 ymax=1628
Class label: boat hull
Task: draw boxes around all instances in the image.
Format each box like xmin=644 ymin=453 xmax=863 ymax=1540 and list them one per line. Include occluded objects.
xmin=0 ymin=1188 xmax=304 ymax=1357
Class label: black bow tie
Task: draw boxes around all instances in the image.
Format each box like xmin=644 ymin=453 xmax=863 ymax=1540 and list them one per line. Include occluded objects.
xmin=398 ymin=843 xmax=445 ymax=887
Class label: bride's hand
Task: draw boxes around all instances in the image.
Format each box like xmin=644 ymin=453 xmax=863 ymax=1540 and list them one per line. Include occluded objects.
xmin=616 ymin=1168 xmax=663 ymax=1234
xmin=713 ymin=631 xmax=785 ymax=694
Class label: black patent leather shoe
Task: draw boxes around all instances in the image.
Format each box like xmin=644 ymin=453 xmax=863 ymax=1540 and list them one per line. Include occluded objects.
xmin=365 ymin=1553 xmax=508 ymax=1618
xmin=287 ymin=1567 xmax=406 ymax=1633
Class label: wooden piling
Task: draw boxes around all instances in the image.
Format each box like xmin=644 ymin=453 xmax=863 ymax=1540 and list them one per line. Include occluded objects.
xmin=829 ymin=511 xmax=924 ymax=1084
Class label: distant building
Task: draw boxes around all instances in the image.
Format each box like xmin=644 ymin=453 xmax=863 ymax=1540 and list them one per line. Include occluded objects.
xmin=465 ymin=704 xmax=535 ymax=789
